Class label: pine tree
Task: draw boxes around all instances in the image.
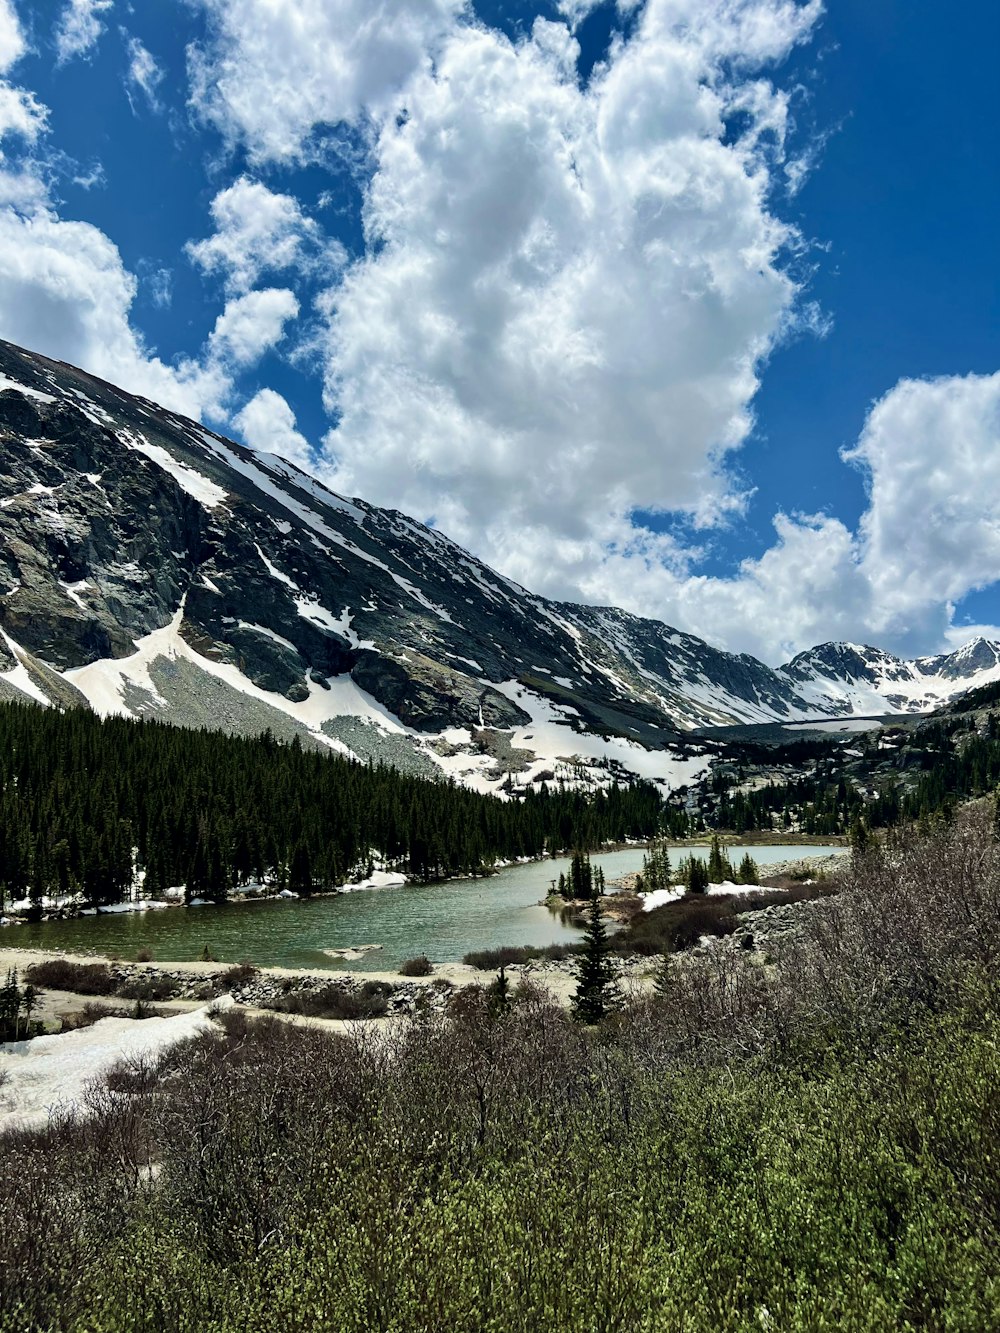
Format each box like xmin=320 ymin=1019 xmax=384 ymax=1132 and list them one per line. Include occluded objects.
xmin=568 ymin=850 xmax=593 ymax=899
xmin=737 ymin=853 xmax=759 ymax=885
xmin=289 ymin=842 xmax=313 ymax=897
xmin=642 ymin=839 xmax=672 ymax=892
xmin=684 ymin=855 xmax=710 ymax=894
xmin=572 ymin=891 xmax=615 ymax=1024
xmin=707 ymin=835 xmax=732 ymax=883
xmin=489 ymin=965 xmax=511 ymax=1017
xmin=849 ymin=815 xmax=871 ymax=855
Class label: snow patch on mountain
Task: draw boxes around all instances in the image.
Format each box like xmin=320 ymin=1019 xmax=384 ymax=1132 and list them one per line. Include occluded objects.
xmin=493 ymin=681 xmax=709 ymax=791
xmin=779 ymin=640 xmax=1000 ymax=715
xmin=0 ymin=630 xmax=51 ymax=706
xmin=121 ymin=430 xmax=229 ymax=509
xmin=0 ymin=375 xmax=55 ymax=404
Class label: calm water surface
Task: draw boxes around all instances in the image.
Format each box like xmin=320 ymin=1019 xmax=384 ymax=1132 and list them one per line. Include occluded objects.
xmin=8 ymin=844 xmax=845 ymax=971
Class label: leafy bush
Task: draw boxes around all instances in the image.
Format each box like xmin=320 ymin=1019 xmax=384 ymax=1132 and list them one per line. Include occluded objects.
xmin=398 ymin=955 xmax=434 ymax=977
xmin=115 ymin=975 xmax=176 ymax=1002
xmin=24 ymin=959 xmax=116 ymax=996
xmin=462 ymin=943 xmax=579 ymax=969
xmin=217 ymin=962 xmax=259 ymax=991
xmin=58 ymin=1002 xmax=127 ymax=1031
xmin=266 ymin=981 xmax=393 ymax=1020
xmin=625 ymin=896 xmax=738 ymax=953
xmin=618 ymin=883 xmax=837 ymax=956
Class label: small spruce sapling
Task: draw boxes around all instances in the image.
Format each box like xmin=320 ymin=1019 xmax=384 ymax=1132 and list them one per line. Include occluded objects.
xmin=737 ymin=853 xmax=759 ymax=885
xmin=572 ymin=891 xmax=616 ymax=1024
xmin=489 ymin=965 xmax=511 ymax=1017
xmin=684 ymin=855 xmax=710 ymax=894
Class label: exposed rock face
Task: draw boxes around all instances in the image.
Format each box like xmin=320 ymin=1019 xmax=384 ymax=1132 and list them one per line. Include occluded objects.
xmin=1 ymin=338 xmax=997 ymax=789
xmin=349 ymin=650 xmax=531 ymax=733
xmin=781 ymin=639 xmax=1000 ymax=713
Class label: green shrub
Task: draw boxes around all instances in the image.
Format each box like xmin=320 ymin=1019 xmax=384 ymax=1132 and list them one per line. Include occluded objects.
xmin=266 ymin=981 xmax=392 ymax=1020
xmin=462 ymin=943 xmax=579 ymax=969
xmin=116 ymin=975 xmax=176 ymax=1003
xmin=217 ymin=962 xmax=259 ymax=991
xmin=398 ymin=955 xmax=434 ymax=977
xmin=24 ymin=959 xmax=116 ymax=996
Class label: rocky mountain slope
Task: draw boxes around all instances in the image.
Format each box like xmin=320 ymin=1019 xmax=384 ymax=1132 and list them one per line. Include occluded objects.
xmin=1 ymin=338 xmax=997 ymax=792
xmin=782 ymin=639 xmax=1000 ymax=715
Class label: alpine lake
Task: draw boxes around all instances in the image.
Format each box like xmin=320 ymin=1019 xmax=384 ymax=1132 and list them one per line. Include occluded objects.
xmin=8 ymin=844 xmax=846 ymax=973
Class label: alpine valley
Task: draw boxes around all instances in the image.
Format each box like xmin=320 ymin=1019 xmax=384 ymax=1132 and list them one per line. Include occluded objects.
xmin=3 ymin=337 xmax=1000 ymax=795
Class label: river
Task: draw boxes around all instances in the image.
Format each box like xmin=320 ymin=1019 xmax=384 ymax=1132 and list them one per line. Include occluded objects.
xmin=5 ymin=844 xmax=845 ymax=972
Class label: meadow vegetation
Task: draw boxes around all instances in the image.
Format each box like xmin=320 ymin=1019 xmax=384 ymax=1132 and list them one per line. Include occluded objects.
xmin=4 ymin=804 xmax=1000 ymax=1330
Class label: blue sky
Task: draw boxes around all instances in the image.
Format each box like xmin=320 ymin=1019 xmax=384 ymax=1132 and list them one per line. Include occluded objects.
xmin=1 ymin=0 xmax=998 ymax=663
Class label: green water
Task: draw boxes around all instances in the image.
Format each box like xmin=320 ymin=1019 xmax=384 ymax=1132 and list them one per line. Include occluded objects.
xmin=5 ymin=845 xmax=845 ymax=972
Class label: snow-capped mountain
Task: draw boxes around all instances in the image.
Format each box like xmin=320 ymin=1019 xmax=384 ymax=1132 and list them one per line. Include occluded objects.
xmin=0 ymin=338 xmax=996 ymax=792
xmin=780 ymin=640 xmax=1000 ymax=715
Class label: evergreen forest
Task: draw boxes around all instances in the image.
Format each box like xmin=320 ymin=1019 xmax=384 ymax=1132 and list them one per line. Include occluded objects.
xmin=695 ymin=710 xmax=1000 ymax=837
xmin=0 ymin=701 xmax=666 ymax=909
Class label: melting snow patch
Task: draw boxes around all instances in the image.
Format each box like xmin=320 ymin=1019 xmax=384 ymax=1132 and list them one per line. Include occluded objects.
xmin=120 ymin=429 xmax=228 ymax=509
xmin=444 ymin=654 xmax=483 ymax=674
xmin=0 ymin=374 xmax=56 ymax=404
xmin=640 ymin=887 xmax=686 ymax=911
xmin=239 ymin=621 xmax=298 ymax=652
xmin=255 ymin=544 xmax=299 ymax=590
xmin=301 ymin=604 xmax=375 ymax=649
xmin=58 ymin=580 xmax=91 ymax=609
xmin=0 ymin=999 xmax=233 ymax=1133
xmin=336 ymin=870 xmax=407 ymax=894
xmin=0 ymin=630 xmax=50 ymax=706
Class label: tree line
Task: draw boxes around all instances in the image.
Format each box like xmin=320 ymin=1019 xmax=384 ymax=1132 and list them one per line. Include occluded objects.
xmin=698 ymin=711 xmax=1000 ymax=838
xmin=0 ymin=701 xmax=669 ymax=910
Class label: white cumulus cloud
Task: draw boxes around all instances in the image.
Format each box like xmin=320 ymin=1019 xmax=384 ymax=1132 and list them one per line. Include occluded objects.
xmin=0 ymin=204 xmax=231 ymax=417
xmin=0 ymin=4 xmax=240 ymax=423
xmin=317 ymin=3 xmax=817 ymax=577
xmin=570 ymin=370 xmax=1000 ymax=663
xmin=207 ymin=287 xmax=299 ymax=368
xmin=0 ymin=1 xmax=44 ymax=149
xmin=845 ymin=369 xmax=1000 ymax=647
xmin=0 ymin=0 xmax=25 ymax=73
xmin=188 ymin=0 xmax=466 ymax=163
xmin=186 ymin=176 xmax=340 ymax=295
xmin=233 ymin=388 xmax=313 ymax=469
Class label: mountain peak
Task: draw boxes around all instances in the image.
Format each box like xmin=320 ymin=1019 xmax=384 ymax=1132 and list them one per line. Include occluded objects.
xmin=2 ymin=338 xmax=999 ymax=788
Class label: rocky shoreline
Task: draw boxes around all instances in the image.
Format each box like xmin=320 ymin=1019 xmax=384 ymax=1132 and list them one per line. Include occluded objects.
xmin=1 ymin=852 xmax=848 ymax=1028
xmin=0 ymin=945 xmax=662 ymax=1026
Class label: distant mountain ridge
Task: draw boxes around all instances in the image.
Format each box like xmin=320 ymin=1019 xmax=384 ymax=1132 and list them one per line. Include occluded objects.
xmin=781 ymin=639 xmax=1000 ymax=715
xmin=0 ymin=338 xmax=997 ymax=791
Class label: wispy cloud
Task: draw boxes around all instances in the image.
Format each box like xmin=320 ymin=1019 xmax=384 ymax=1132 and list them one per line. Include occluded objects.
xmin=124 ymin=34 xmax=164 ymax=113
xmin=54 ymin=0 xmax=113 ymax=65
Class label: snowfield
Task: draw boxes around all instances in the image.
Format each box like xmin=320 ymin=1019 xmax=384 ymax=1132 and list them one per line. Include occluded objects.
xmin=0 ymin=998 xmax=232 ymax=1133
